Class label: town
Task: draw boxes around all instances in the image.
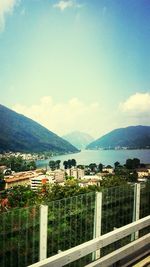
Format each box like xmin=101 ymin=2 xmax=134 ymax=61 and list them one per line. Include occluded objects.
xmin=0 ymin=152 xmax=150 ymax=193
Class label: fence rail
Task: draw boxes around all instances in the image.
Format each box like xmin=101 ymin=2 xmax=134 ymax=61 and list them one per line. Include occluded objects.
xmin=0 ymin=183 xmax=149 ymax=267
xmin=28 ymin=215 xmax=150 ymax=267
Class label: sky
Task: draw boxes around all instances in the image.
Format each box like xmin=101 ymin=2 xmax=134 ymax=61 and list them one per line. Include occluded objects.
xmin=0 ymin=0 xmax=150 ymax=138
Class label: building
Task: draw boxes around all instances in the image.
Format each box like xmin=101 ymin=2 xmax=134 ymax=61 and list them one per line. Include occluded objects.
xmin=46 ymin=169 xmax=65 ymax=183
xmin=65 ymin=168 xmax=85 ymax=179
xmin=31 ymin=170 xmax=65 ymax=190
xmin=0 ymin=165 xmax=7 ymax=173
xmin=78 ymin=177 xmax=101 ymax=187
xmin=103 ymin=166 xmax=114 ymax=174
xmin=31 ymin=175 xmax=55 ymax=190
xmin=4 ymin=170 xmax=43 ymax=189
xmin=137 ymin=168 xmax=149 ymax=178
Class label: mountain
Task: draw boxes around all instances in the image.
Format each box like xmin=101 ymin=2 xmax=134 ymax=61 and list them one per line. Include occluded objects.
xmin=86 ymin=126 xmax=150 ymax=150
xmin=62 ymin=131 xmax=94 ymax=150
xmin=0 ymin=104 xmax=79 ymax=153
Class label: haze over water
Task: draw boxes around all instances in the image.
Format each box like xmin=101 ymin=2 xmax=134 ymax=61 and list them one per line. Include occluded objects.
xmin=36 ymin=149 xmax=150 ymax=168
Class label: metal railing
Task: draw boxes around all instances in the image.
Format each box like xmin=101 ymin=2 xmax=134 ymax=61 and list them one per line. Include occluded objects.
xmin=0 ymin=183 xmax=149 ymax=267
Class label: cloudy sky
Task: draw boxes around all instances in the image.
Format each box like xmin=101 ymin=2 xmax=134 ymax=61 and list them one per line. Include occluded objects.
xmin=0 ymin=0 xmax=150 ymax=138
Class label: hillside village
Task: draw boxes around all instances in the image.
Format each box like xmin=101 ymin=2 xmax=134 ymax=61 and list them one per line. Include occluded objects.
xmin=0 ymin=154 xmax=150 ymax=192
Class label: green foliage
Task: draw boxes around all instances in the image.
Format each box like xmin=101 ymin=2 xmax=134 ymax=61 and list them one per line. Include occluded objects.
xmin=41 ymin=181 xmax=98 ymax=202
xmin=114 ymin=165 xmax=126 ymax=175
xmin=49 ymin=160 xmax=56 ymax=170
xmin=49 ymin=160 xmax=61 ymax=170
xmin=88 ymin=163 xmax=97 ymax=172
xmin=126 ymin=170 xmax=138 ymax=183
xmin=63 ymin=159 xmax=77 ymax=169
xmin=0 ymin=156 xmax=36 ymax=172
xmin=63 ymin=160 xmax=68 ymax=169
xmin=114 ymin=161 xmax=120 ymax=169
xmin=71 ymin=159 xmax=76 ymax=167
xmin=0 ymin=172 xmax=5 ymax=190
xmin=65 ymin=176 xmax=75 ymax=181
xmin=0 ymin=181 xmax=101 ymax=210
xmin=98 ymin=163 xmax=103 ymax=172
xmin=125 ymin=158 xmax=140 ymax=170
xmin=7 ymin=186 xmax=38 ymax=207
xmin=114 ymin=165 xmax=138 ymax=183
xmin=77 ymin=164 xmax=84 ymax=169
xmin=100 ymin=175 xmax=127 ymax=188
xmin=0 ymin=172 xmax=4 ymax=180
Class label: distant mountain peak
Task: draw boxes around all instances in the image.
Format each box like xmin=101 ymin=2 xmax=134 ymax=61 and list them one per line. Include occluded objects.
xmin=0 ymin=104 xmax=79 ymax=153
xmin=87 ymin=125 xmax=150 ymax=150
xmin=62 ymin=131 xmax=94 ymax=150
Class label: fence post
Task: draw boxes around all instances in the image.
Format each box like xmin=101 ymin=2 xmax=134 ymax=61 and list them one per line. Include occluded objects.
xmin=92 ymin=191 xmax=102 ymax=260
xmin=131 ymin=183 xmax=141 ymax=241
xmin=39 ymin=205 xmax=48 ymax=261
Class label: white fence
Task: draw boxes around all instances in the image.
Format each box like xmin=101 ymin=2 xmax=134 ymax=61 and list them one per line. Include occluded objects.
xmin=38 ymin=183 xmax=142 ymax=262
xmin=28 ymin=215 xmax=150 ymax=267
xmin=0 ymin=183 xmax=149 ymax=267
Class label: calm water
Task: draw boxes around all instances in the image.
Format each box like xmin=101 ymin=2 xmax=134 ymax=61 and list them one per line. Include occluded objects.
xmin=36 ymin=149 xmax=150 ymax=168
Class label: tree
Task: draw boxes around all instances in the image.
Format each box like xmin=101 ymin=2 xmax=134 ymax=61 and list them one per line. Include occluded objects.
xmin=77 ymin=165 xmax=84 ymax=170
xmin=114 ymin=165 xmax=128 ymax=176
xmin=126 ymin=159 xmax=133 ymax=169
xmin=63 ymin=159 xmax=77 ymax=169
xmin=7 ymin=185 xmax=38 ymax=207
xmin=100 ymin=175 xmax=127 ymax=187
xmin=106 ymin=165 xmax=112 ymax=168
xmin=63 ymin=161 xmax=68 ymax=169
xmin=98 ymin=163 xmax=103 ymax=172
xmin=127 ymin=170 xmax=138 ymax=183
xmin=0 ymin=172 xmax=5 ymax=191
xmin=114 ymin=161 xmax=120 ymax=169
xmin=89 ymin=163 xmax=97 ymax=172
xmin=71 ymin=159 xmax=76 ymax=167
xmin=0 ymin=156 xmax=36 ymax=172
xmin=126 ymin=158 xmax=140 ymax=170
xmin=68 ymin=160 xmax=72 ymax=168
xmin=132 ymin=158 xmax=140 ymax=169
xmin=9 ymin=156 xmax=23 ymax=172
xmin=55 ymin=160 xmax=61 ymax=169
xmin=49 ymin=160 xmax=56 ymax=171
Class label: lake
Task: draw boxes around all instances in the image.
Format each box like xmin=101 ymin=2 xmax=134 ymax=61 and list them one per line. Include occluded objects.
xmin=36 ymin=149 xmax=150 ymax=168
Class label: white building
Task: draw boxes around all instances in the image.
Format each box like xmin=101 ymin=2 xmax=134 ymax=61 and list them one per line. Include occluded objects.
xmin=103 ymin=167 xmax=114 ymax=174
xmin=31 ymin=175 xmax=54 ymax=190
xmin=65 ymin=168 xmax=85 ymax=179
xmin=137 ymin=169 xmax=149 ymax=178
xmin=46 ymin=169 xmax=65 ymax=183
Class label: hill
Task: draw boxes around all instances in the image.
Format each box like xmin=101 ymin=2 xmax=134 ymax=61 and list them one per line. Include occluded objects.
xmin=86 ymin=126 xmax=150 ymax=150
xmin=62 ymin=131 xmax=94 ymax=149
xmin=0 ymin=104 xmax=79 ymax=153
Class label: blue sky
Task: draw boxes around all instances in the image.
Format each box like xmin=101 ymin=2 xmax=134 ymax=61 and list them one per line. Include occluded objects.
xmin=0 ymin=0 xmax=150 ymax=138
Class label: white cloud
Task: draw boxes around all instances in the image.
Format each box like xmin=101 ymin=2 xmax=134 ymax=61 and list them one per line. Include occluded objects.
xmin=0 ymin=0 xmax=18 ymax=31
xmin=120 ymin=92 xmax=150 ymax=114
xmin=11 ymin=93 xmax=150 ymax=139
xmin=118 ymin=92 xmax=150 ymax=127
xmin=53 ymin=0 xmax=82 ymax=11
xmin=12 ymin=96 xmax=103 ymax=137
